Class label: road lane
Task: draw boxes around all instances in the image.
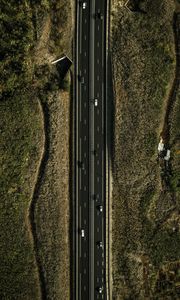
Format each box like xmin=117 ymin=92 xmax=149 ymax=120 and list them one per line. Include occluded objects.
xmin=75 ymin=0 xmax=108 ymax=298
xmin=93 ymin=0 xmax=107 ymax=298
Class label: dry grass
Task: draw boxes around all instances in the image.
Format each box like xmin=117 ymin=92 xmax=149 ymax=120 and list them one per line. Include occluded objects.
xmin=0 ymin=95 xmax=44 ymax=299
xmin=34 ymin=90 xmax=70 ymax=300
xmin=0 ymin=0 xmax=72 ymax=298
xmin=111 ymin=0 xmax=180 ymax=298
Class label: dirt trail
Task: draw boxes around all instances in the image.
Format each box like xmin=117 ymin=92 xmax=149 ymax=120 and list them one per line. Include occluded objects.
xmin=29 ymin=100 xmax=49 ymax=300
xmin=156 ymin=12 xmax=180 ymax=228
xmin=161 ymin=13 xmax=180 ymax=144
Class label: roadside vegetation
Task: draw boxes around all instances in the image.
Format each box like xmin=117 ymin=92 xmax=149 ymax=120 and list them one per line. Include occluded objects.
xmin=0 ymin=0 xmax=72 ymax=299
xmin=111 ymin=0 xmax=180 ymax=298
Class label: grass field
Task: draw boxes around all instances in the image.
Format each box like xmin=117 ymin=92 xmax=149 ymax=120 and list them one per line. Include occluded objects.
xmin=0 ymin=94 xmax=44 ymax=299
xmin=0 ymin=0 xmax=72 ymax=298
xmin=111 ymin=0 xmax=180 ymax=298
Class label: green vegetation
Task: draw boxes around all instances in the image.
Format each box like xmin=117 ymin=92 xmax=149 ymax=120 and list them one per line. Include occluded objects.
xmin=111 ymin=0 xmax=180 ymax=298
xmin=0 ymin=1 xmax=34 ymax=98
xmin=0 ymin=1 xmax=42 ymax=298
xmin=0 ymin=95 xmax=43 ymax=299
xmin=170 ymin=80 xmax=180 ymax=195
xmin=0 ymin=0 xmax=72 ymax=298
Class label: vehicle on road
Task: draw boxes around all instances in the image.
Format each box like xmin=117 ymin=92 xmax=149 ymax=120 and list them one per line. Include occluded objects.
xmin=97 ymin=287 xmax=103 ymax=294
xmin=96 ymin=9 xmax=103 ymax=20
xmin=83 ymin=2 xmax=87 ymax=9
xmin=78 ymin=75 xmax=84 ymax=83
xmin=97 ymin=205 xmax=103 ymax=212
xmin=81 ymin=229 xmax=85 ymax=237
xmin=97 ymin=241 xmax=103 ymax=248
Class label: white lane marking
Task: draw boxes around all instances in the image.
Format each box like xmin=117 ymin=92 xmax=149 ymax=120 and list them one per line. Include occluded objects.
xmin=97 ymin=261 xmax=99 ymax=266
xmin=102 ymin=80 xmax=104 ymax=132
xmin=84 ymin=35 xmax=87 ymax=40
xmin=84 ymin=185 xmax=87 ymax=191
xmin=84 ymin=135 xmax=87 ymax=141
xmin=84 ymin=152 xmax=87 ymax=158
xmin=97 ymin=92 xmax=99 ymax=97
xmin=97 ymin=227 xmax=100 ymax=233
xmin=84 ymin=69 xmax=86 ymax=74
xmin=97 ymin=109 xmax=100 ymax=115
xmin=97 ymin=75 xmax=99 ymax=81
xmin=97 ymin=177 xmax=100 ymax=183
xmin=84 ymin=268 xmax=86 ymax=274
xmin=84 ymin=51 xmax=87 ymax=57
xmin=79 ymin=206 xmax=81 ymax=257
xmin=80 ymin=13 xmax=82 ymax=54
xmin=97 ymin=126 xmax=100 ymax=132
xmin=80 ymin=137 xmax=82 ymax=160
xmin=84 ymin=85 xmax=87 ymax=91
xmin=97 ymin=59 xmax=99 ymax=64
xmin=97 ymin=277 xmax=99 ymax=283
xmin=79 ymin=138 xmax=82 ymax=190
xmin=84 ymin=285 xmax=86 ymax=291
xmin=97 ymin=42 xmax=100 ymax=47
xmin=84 ymin=169 xmax=86 ymax=175
xmin=84 ymin=219 xmax=86 ymax=225
xmin=80 ymin=273 xmax=82 ymax=298
xmin=80 ymin=85 xmax=82 ymax=122
xmin=84 ymin=101 xmax=87 ymax=108
xmin=97 ymin=143 xmax=100 ymax=149
xmin=84 ymin=119 xmax=87 ymax=125
xmin=98 ymin=25 xmax=100 ymax=31
xmin=84 ymin=202 xmax=86 ymax=208
xmin=97 ymin=160 xmax=100 ymax=165
xmin=84 ymin=252 xmax=86 ymax=258
xmin=85 ymin=18 xmax=87 ymax=24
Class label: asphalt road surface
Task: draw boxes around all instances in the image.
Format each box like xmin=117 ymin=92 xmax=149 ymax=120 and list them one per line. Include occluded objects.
xmin=75 ymin=0 xmax=107 ymax=299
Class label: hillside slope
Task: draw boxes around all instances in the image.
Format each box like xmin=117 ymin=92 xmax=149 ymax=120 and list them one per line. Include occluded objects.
xmin=0 ymin=0 xmax=72 ymax=299
xmin=111 ymin=0 xmax=180 ymax=298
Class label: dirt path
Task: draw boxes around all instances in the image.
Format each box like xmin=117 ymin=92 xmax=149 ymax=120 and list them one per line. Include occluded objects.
xmin=161 ymin=13 xmax=180 ymax=145
xmin=156 ymin=12 xmax=180 ymax=228
xmin=29 ymin=100 xmax=48 ymax=300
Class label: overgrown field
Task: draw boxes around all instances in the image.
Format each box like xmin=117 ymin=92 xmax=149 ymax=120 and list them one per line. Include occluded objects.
xmin=0 ymin=0 xmax=72 ymax=298
xmin=111 ymin=0 xmax=180 ymax=299
xmin=34 ymin=90 xmax=71 ymax=300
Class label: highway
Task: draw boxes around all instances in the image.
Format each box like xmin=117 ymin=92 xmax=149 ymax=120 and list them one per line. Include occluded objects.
xmin=74 ymin=0 xmax=108 ymax=299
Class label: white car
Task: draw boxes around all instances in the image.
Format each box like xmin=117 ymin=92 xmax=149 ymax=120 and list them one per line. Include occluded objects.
xmin=81 ymin=229 xmax=85 ymax=237
xmin=83 ymin=2 xmax=87 ymax=9
xmin=94 ymin=98 xmax=98 ymax=106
